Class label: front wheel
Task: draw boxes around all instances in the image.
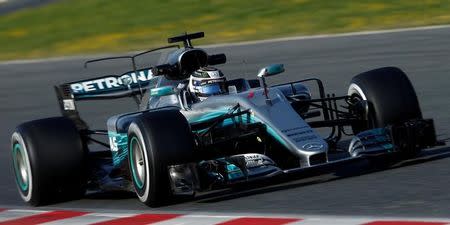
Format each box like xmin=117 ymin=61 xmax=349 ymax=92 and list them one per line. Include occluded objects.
xmin=348 ymin=67 xmax=423 ymax=156
xmin=348 ymin=67 xmax=422 ymax=132
xmin=127 ymin=109 xmax=195 ymax=207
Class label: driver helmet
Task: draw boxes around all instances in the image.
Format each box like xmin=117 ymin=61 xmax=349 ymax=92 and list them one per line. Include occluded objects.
xmin=188 ymin=67 xmax=227 ymax=100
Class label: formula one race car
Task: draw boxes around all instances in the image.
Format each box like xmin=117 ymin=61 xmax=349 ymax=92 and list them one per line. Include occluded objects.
xmin=11 ymin=32 xmax=443 ymax=207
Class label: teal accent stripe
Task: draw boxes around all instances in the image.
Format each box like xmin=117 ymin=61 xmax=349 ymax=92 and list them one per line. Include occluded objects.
xmin=245 ymin=114 xmax=289 ymax=148
xmin=226 ymin=163 xmax=244 ymax=180
xmin=129 ymin=137 xmax=144 ymax=189
xmin=190 ymin=109 xmax=289 ymax=148
xmin=12 ymin=143 xmax=28 ymax=192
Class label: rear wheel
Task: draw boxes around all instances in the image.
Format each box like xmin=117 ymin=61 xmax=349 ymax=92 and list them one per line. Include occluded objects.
xmin=127 ymin=109 xmax=195 ymax=207
xmin=11 ymin=117 xmax=86 ymax=206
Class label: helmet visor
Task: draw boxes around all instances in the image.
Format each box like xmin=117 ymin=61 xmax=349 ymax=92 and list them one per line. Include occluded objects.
xmin=198 ymin=83 xmax=226 ymax=97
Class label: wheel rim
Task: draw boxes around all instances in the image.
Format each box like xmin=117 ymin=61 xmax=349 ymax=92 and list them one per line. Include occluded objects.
xmin=12 ymin=143 xmax=29 ymax=192
xmin=130 ymin=137 xmax=145 ymax=189
xmin=348 ymin=83 xmax=378 ymax=131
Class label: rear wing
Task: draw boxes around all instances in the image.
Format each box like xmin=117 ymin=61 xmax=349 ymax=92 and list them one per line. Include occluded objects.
xmin=54 ymin=45 xmax=180 ymax=130
xmin=54 ymin=68 xmax=157 ymax=130
xmin=61 ymin=68 xmax=154 ymax=100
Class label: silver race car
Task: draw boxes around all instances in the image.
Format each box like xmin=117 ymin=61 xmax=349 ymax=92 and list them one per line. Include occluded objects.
xmin=11 ymin=32 xmax=442 ymax=207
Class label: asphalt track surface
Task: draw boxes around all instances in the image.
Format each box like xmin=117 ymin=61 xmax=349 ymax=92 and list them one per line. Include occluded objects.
xmin=0 ymin=27 xmax=449 ymax=217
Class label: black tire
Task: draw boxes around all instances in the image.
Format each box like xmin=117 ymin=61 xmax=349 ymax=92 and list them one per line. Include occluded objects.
xmin=127 ymin=109 xmax=195 ymax=207
xmin=11 ymin=117 xmax=87 ymax=206
xmin=348 ymin=67 xmax=422 ymax=132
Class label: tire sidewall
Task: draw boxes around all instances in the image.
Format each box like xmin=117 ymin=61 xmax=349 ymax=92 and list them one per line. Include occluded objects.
xmin=128 ymin=122 xmax=152 ymax=203
xmin=348 ymin=83 xmax=367 ymax=101
xmin=11 ymin=132 xmax=34 ymax=203
xmin=348 ymin=82 xmax=377 ymax=132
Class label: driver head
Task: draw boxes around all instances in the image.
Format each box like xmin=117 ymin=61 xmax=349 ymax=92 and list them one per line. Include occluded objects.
xmin=188 ymin=67 xmax=227 ymax=101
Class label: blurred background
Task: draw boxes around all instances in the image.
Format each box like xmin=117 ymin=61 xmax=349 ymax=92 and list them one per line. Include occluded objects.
xmin=0 ymin=0 xmax=449 ymax=60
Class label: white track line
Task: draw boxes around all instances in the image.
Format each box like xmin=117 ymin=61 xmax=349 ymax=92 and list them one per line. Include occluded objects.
xmin=41 ymin=213 xmax=137 ymax=225
xmin=1 ymin=24 xmax=450 ymax=66
xmin=202 ymin=24 xmax=450 ymax=48
xmin=153 ymin=214 xmax=238 ymax=225
xmin=0 ymin=209 xmax=47 ymax=222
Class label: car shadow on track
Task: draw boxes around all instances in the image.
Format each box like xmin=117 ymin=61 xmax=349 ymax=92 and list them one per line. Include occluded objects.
xmin=192 ymin=146 xmax=450 ymax=204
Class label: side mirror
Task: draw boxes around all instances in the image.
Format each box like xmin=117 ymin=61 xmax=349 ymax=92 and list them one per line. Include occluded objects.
xmin=257 ymin=64 xmax=285 ymax=78
xmin=257 ymin=64 xmax=285 ymax=105
xmin=150 ymin=86 xmax=176 ymax=97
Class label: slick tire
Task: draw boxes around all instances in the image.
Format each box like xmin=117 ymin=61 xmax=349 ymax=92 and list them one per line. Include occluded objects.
xmin=127 ymin=109 xmax=195 ymax=207
xmin=348 ymin=67 xmax=423 ymax=156
xmin=11 ymin=117 xmax=87 ymax=206
xmin=348 ymin=66 xmax=422 ymax=132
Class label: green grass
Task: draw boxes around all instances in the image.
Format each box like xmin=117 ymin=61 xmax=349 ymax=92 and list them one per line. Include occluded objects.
xmin=1 ymin=0 xmax=449 ymax=60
